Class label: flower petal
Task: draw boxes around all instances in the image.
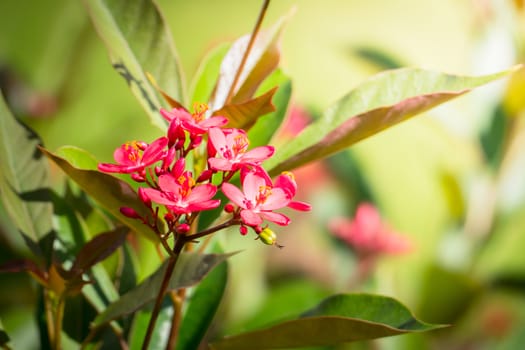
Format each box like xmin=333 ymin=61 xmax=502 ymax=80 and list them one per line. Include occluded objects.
xmin=187 ymin=184 xmax=218 ymax=203
xmin=222 ymin=183 xmax=247 ymax=208
xmin=288 ymin=200 xmax=311 ymax=211
xmin=140 ymin=188 xmax=174 ymax=206
xmin=208 ymin=158 xmax=233 ymax=171
xmin=158 ymin=174 xmax=182 ymax=193
xmin=259 ymin=188 xmax=289 ymax=211
xmin=242 ymin=146 xmax=274 ymax=163
xmin=142 ymin=137 xmax=168 ymax=164
xmin=187 ymin=199 xmax=221 ymax=212
xmin=240 ymin=209 xmax=263 ymax=226
xmin=260 ymin=211 xmax=290 ymax=226
xmin=242 ymin=171 xmax=267 ymax=202
xmin=98 ymin=163 xmax=141 ymax=174
xmin=208 ymin=127 xmax=227 ymax=153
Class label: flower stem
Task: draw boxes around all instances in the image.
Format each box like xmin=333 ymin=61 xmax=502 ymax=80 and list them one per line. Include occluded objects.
xmin=165 ymin=289 xmax=186 ymax=350
xmin=224 ymin=0 xmax=271 ymax=104
xmin=44 ymin=290 xmax=55 ymax=349
xmin=53 ymin=296 xmax=65 ymax=350
xmin=185 ymin=218 xmax=238 ymax=242
xmin=142 ymin=236 xmax=185 ymax=350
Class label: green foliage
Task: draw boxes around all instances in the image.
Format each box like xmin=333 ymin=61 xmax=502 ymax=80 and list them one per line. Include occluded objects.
xmin=210 ymin=294 xmax=444 ymax=349
xmin=0 ymin=92 xmax=53 ymax=244
xmin=177 ymin=259 xmax=229 ymax=349
xmin=93 ymin=252 xmax=235 ymax=327
xmin=82 ymin=0 xmax=185 ymax=129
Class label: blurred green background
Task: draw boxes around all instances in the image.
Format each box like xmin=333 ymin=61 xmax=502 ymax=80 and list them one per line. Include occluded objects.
xmin=1 ymin=0 xmax=525 ymax=349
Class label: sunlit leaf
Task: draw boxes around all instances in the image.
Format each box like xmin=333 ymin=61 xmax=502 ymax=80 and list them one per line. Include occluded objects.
xmin=83 ymin=0 xmax=185 ymax=130
xmin=55 ymin=146 xmax=99 ymax=170
xmin=214 ymin=88 xmax=276 ymax=130
xmin=208 ymin=13 xmax=289 ymax=111
xmin=177 ymin=258 xmax=228 ymax=350
xmin=146 ymin=72 xmax=185 ymax=110
xmin=210 ymin=293 xmax=443 ymax=350
xmin=266 ymin=67 xmax=519 ymax=175
xmin=0 ymin=92 xmax=53 ymax=243
xmin=40 ymin=147 xmax=158 ymax=241
xmin=93 ymin=251 xmax=235 ymax=327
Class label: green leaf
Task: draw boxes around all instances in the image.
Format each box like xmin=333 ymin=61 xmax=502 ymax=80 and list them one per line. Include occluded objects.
xmin=208 ymin=14 xmax=288 ymax=111
xmin=0 ymin=91 xmax=53 ymax=243
xmin=480 ymin=103 xmax=508 ymax=170
xmin=190 ymin=44 xmax=230 ymax=105
xmin=210 ymin=293 xmax=444 ymax=350
xmin=266 ymin=67 xmax=519 ymax=175
xmin=55 ymin=145 xmax=99 ymax=170
xmin=40 ymin=147 xmax=159 ymax=241
xmin=353 ymin=46 xmax=405 ymax=70
xmin=177 ymin=258 xmax=228 ymax=350
xmin=93 ymin=251 xmax=235 ymax=327
xmin=249 ymin=68 xmax=292 ymax=148
xmin=214 ymin=88 xmax=276 ymax=130
xmin=83 ymin=0 xmax=185 ymax=129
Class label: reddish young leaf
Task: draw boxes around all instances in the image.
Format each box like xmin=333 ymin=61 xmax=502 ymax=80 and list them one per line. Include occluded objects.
xmin=213 ymin=87 xmax=277 ymax=130
xmin=71 ymin=226 xmax=128 ymax=274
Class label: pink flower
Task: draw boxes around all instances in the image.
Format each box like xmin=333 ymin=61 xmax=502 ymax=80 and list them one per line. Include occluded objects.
xmin=140 ymin=159 xmax=220 ymax=214
xmin=328 ymin=203 xmax=412 ymax=257
xmin=161 ymin=105 xmax=227 ymax=140
xmin=98 ymin=137 xmax=168 ymax=175
xmin=222 ymin=168 xmax=310 ymax=227
xmin=208 ymin=128 xmax=274 ymax=171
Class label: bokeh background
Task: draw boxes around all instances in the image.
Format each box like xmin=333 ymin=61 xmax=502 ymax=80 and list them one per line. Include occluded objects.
xmin=1 ymin=0 xmax=525 ymax=349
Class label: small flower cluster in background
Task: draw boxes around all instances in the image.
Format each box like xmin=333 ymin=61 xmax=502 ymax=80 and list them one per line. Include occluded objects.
xmin=98 ymin=103 xmax=311 ymax=247
xmin=329 ymin=202 xmax=412 ymax=259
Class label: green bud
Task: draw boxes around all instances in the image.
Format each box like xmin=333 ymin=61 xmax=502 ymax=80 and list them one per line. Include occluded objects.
xmin=258 ymin=228 xmax=277 ymax=245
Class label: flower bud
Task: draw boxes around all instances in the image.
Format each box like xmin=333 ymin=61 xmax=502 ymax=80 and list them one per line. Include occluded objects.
xmin=239 ymin=225 xmax=248 ymax=236
xmin=164 ymin=212 xmax=174 ymax=222
xmin=190 ymin=135 xmax=203 ymax=149
xmin=224 ymin=203 xmax=235 ymax=213
xmin=120 ymin=207 xmax=141 ymax=219
xmin=138 ymin=188 xmax=151 ymax=207
xmin=177 ymin=223 xmax=190 ymax=234
xmin=136 ymin=141 xmax=148 ymax=151
xmin=258 ymin=227 xmax=277 ymax=245
xmin=197 ymin=169 xmax=213 ymax=183
xmin=131 ymin=173 xmax=146 ymax=182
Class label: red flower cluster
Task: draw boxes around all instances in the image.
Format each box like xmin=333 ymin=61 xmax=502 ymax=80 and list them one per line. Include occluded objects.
xmin=98 ymin=104 xmax=310 ymax=243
